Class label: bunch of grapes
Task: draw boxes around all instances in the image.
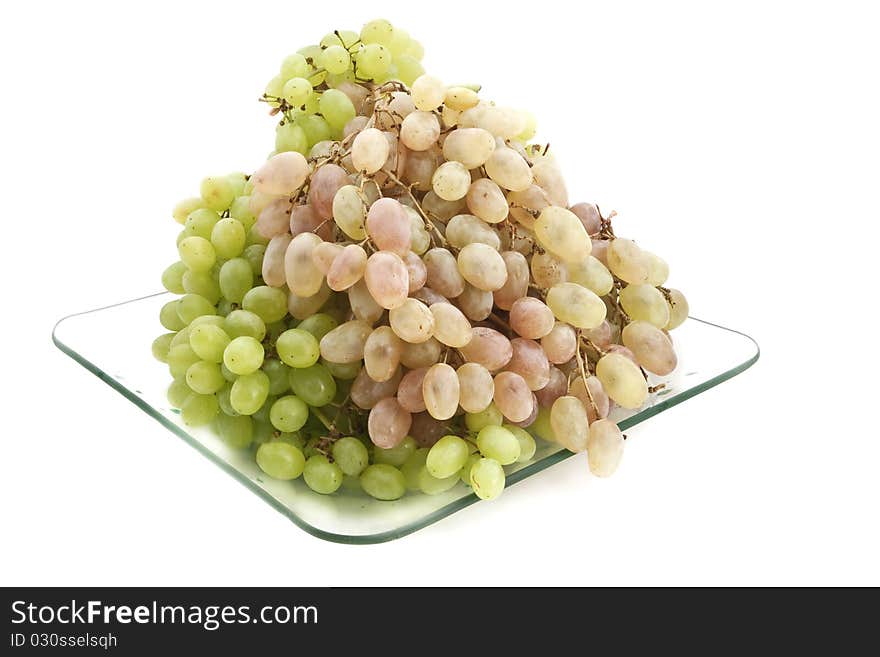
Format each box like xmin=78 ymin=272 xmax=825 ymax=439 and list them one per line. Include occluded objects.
xmin=152 ymin=18 xmax=689 ymax=502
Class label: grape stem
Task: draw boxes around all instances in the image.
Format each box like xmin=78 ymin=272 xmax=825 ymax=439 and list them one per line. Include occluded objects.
xmin=311 ymin=407 xmax=336 ymax=435
xmin=574 ymin=337 xmax=601 ymax=420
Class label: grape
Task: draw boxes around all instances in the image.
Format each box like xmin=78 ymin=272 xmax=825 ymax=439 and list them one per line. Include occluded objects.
xmin=162 ymin=261 xmax=187 ymax=294
xmin=491 ymin=251 xmax=528 ymax=311
xmin=465 ymin=403 xmax=503 ymax=432
xmin=216 ymin=413 xmax=253 ymax=449
xmin=441 ymin=128 xmax=495 ymax=169
xmin=506 ymin=338 xmax=551 ymax=391
xmin=360 ymin=464 xmax=406 ymax=500
xmin=160 ymin=300 xmax=186 ymax=331
xmin=445 ymin=214 xmax=501 ymax=250
xmin=284 ymin=232 xmax=324 ymax=297
xmin=368 ymin=398 xmax=412 ymax=448
xmin=294 ymin=315 xmax=337 ymax=343
xmin=444 ymin=87 xmax=480 ymax=111
xmin=546 ymin=282 xmax=606 ymax=329
xmin=492 ymin=371 xmax=533 ymax=423
xmin=223 ymin=336 xmax=264 ymax=375
xmin=211 ymin=217 xmax=246 ymax=258
xmin=255 ymin=198 xmax=293 ymax=240
xmin=619 ymin=284 xmax=671 ymax=328
xmin=457 ymin=243 xmax=508 ymax=292
xmin=485 ymin=145 xmax=533 ymax=192
xmin=351 ymin=367 xmax=402 ymax=410
xmin=256 ymin=236 xmax=288 ymax=289
xmin=397 ymin=367 xmax=428 ymax=412
xmin=462 ymin=177 xmax=509 ymax=224
xmin=373 ymin=435 xmax=417 ymax=467
xmin=400 ymin=111 xmax=440 ymax=151
xmin=607 ymin=238 xmax=649 ymax=284
xmin=456 ymin=362 xmax=494 ymax=413
xmin=262 ymin=358 xmax=292 ymax=395
xmin=422 ymin=363 xmax=460 ymax=420
xmin=181 ymin=270 xmax=220 ymax=304
xmin=569 ymin=375 xmax=611 ymax=423
xmin=550 ymin=396 xmax=590 ymax=453
xmin=282 ymin=77 xmax=312 ymax=107
xmin=441 ymin=105 xmax=460 ymax=129
xmin=348 ymin=279 xmax=384 ymax=323
xmin=280 ymin=52 xmax=309 ymax=78
xmin=288 ymin=281 xmax=332 ymax=320
xmin=535 ymin=366 xmax=568 ymax=408
xmin=470 ymin=458 xmax=505 ymax=500
xmin=665 ymin=288 xmax=689 ymax=330
xmin=531 ymin=155 xmax=569 ymax=206
xmin=364 ymin=326 xmax=404 ymax=382
xmin=534 ymin=206 xmax=591 ymax=264
xmin=508 ymin=185 xmax=549 ymax=228
xmin=242 ymin=286 xmax=288 ymax=323
xmin=230 ymin=371 xmax=270 ymax=415
xmin=166 ymin=378 xmax=191 ymax=408
xmin=273 ymin=328 xmax=317 ymax=369
xmin=184 ymin=208 xmax=221 ymax=239
xmin=460 ymin=327 xmax=513 ymax=372
xmin=332 ymin=185 xmax=367 ymax=239
xmin=269 ymin=395 xmax=309 ymax=432
xmin=172 ymin=197 xmax=208 ymax=225
xmin=424 ymin=248 xmax=466 ymax=298
xmin=530 ymin=250 xmax=567 ymax=288
xmin=426 ymin=435 xmax=470 ymax=479
xmin=319 ymin=320 xmax=372 ymax=363
xmin=256 ymin=442 xmax=305 ymax=480
xmin=357 ymin=43 xmax=391 ymax=78
xmin=403 ymin=250 xmax=428 ymax=292
xmin=366 ymin=197 xmax=411 ymax=254
xmin=152 ymin=333 xmax=175 ymax=363
xmin=584 ymin=320 xmax=613 ymax=349
xmin=298 ymin=114 xmax=332 ymax=146
xmin=364 ymin=251 xmax=409 ymax=309
xmin=457 ymin=284 xmax=494 ymax=321
xmin=428 ymin=302 xmax=472 ymax=347
xmin=224 ymin=309 xmax=266 ymax=341
xmin=504 ymin=424 xmax=537 ymax=462
xmin=530 ymin=406 xmax=557 ymax=443
xmin=322 ymin=358 xmax=360 ymax=381
xmin=251 ymin=151 xmax=309 ymax=196
xmin=644 ymin=251 xmax=669 ymax=286
xmin=178 ymin=236 xmax=215 ymax=272
xmin=218 ymin=257 xmax=254 ymax=303
xmin=621 ymin=321 xmax=677 ymax=375
xmin=569 ymin=202 xmax=602 ymax=235
xmin=289 ymin=363 xmax=337 ymax=406
xmin=309 ymin=163 xmax=350 ymax=219
xmin=567 ymin=255 xmax=613 ymax=296
xmin=509 ymin=297 xmax=555 ymax=339
xmin=303 ymin=455 xmax=343 ymax=494
xmin=181 ymin=393 xmax=219 ymax=426
xmin=291 ymin=203 xmax=332 ymax=240
xmin=412 ymin=74 xmax=445 ymax=110
xmin=595 ymin=352 xmax=648 ymax=409
xmin=177 ymin=294 xmax=216 ymax=325
xmin=608 ymin=344 xmax=638 ymax=364
xmin=400 ymin=337 xmax=443 ymax=369
xmin=189 ymin=324 xmax=230 ymax=363
xmin=431 ymin=161 xmax=471 ymax=201
xmin=351 ymin=128 xmax=390 ymax=174
xmin=587 ymin=419 xmax=624 ymax=477
xmin=243 ymin=244 xmax=266 ymax=276
xmin=320 ymin=42 xmax=352 ymax=73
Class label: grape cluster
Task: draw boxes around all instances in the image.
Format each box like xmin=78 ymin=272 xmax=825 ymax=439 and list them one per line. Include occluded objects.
xmin=152 ymin=18 xmax=689 ymax=502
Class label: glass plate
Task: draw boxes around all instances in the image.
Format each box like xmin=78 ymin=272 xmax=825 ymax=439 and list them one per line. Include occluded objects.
xmin=53 ymin=293 xmax=759 ymax=544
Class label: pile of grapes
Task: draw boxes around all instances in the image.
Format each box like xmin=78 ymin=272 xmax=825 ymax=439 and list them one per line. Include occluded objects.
xmin=152 ymin=19 xmax=689 ymax=502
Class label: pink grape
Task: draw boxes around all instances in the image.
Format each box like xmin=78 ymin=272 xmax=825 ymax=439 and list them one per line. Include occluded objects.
xmin=366 ymin=197 xmax=411 ymax=254
xmin=397 ymin=367 xmax=429 ymax=413
xmin=460 ymin=327 xmax=513 ymax=372
xmin=493 ymin=371 xmax=532 ymax=423
xmin=506 ymin=338 xmax=550 ymax=391
xmin=364 ymin=251 xmax=409 ymax=309
xmin=368 ymin=398 xmax=412 ymax=449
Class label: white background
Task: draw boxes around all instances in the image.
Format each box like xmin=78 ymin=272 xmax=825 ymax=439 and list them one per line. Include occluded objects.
xmin=1 ymin=0 xmax=877 ymax=586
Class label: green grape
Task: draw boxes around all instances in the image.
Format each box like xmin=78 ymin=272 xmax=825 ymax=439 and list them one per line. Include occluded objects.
xmin=172 ymin=197 xmax=208 ymax=225
xmin=402 ymin=448 xmax=429 ymax=491
xmin=159 ymin=300 xmax=185 ymax=331
xmin=373 ymin=436 xmax=417 ymax=467
xmin=262 ymin=358 xmax=292 ymax=395
xmin=394 ymin=55 xmax=424 ymax=86
xmin=247 ymin=224 xmax=270 ymax=247
xmin=229 ymin=370 xmax=270 ymax=415
xmin=224 ymin=309 xmax=266 ymax=340
xmin=504 ymin=424 xmax=537 ymax=462
xmin=331 ymin=437 xmax=369 ymax=476
xmin=406 ymin=39 xmax=424 ymax=61
xmin=188 ymin=324 xmax=230 ymax=363
xmin=476 ymin=425 xmax=521 ymax=465
xmin=276 ymin=328 xmax=320 ymax=368
xmin=275 ymin=121 xmax=309 ymax=154
xmin=322 ymin=359 xmax=360 ymax=380
xmin=619 ymin=284 xmax=670 ymax=329
xmin=242 ymin=286 xmax=288 ymax=323
xmin=296 ymin=313 xmax=338 ymax=341
xmin=360 ymin=18 xmax=395 ymax=45
xmin=217 ymin=298 xmax=234 ymax=316
xmin=256 ymin=442 xmax=305 ymax=480
xmin=200 ymin=176 xmax=236 ymax=212
xmin=227 ymin=172 xmax=247 ymax=197
xmin=217 ymin=384 xmax=238 ymax=416
xmin=302 ymin=92 xmax=320 ymax=115
xmin=252 ymin=421 xmax=274 ymax=445
xmin=252 ymin=395 xmax=276 ymax=424
xmin=216 ymin=413 xmax=253 ymax=449
xmin=180 ymin=393 xmax=219 ymax=426
xmin=289 ymin=363 xmax=337 ymax=407
xmin=387 ymin=26 xmax=411 ymax=57
xmin=426 ymin=435 xmax=470 ymax=479
xmin=184 ymin=208 xmax=221 ymax=239
xmin=303 ymin=455 xmax=343 ymax=494
xmin=269 ymin=395 xmax=309 ymax=432
xmin=465 ymin=403 xmax=503 ymax=432
xmin=530 ymin=407 xmax=557 ymax=443
xmin=151 ymin=333 xmax=175 ymax=362
xmin=167 ymin=344 xmax=200 ymax=379
xmin=166 ymin=378 xmax=190 ymax=408
xmin=223 ymin=336 xmax=264 ymax=375
xmin=281 ymin=77 xmax=312 ymax=107
xmin=169 ymin=325 xmax=192 ymax=349
xmin=418 ymin=466 xmax=460 ymax=495
xmin=190 ymin=314 xmax=226 ymax=328
xmin=178 ymin=236 xmax=216 ymax=273
xmin=341 ymin=474 xmax=362 ymax=492
xmin=319 ymin=45 xmax=351 ymax=75
xmin=220 ymin=362 xmax=237 ymax=382
xmin=297 ymin=114 xmax=332 ymax=147
xmin=211 ymin=217 xmax=246 ymax=259
xmin=318 ymin=89 xmax=356 ymax=131
xmin=470 ymin=458 xmax=505 ymax=500
xmin=177 ymin=293 xmax=216 ymax=325
xmin=326 ymin=70 xmax=356 ymax=86
xmin=356 ymin=43 xmax=391 ymax=79
xmin=281 ymin=53 xmax=309 ymax=79
xmin=320 ymin=30 xmax=359 ymax=49
xmin=459 ymin=453 xmax=481 ymax=486
xmin=265 ymin=74 xmax=284 ymax=101
xmin=218 ymin=258 xmax=254 ymax=304
xmin=181 ymin=270 xmax=221 ymax=304
xmin=265 ymin=320 xmax=288 ymax=344
xmin=243 ymin=244 xmax=266 ymax=275
xmin=161 ymin=261 xmax=187 ymax=294
xmin=360 ymin=464 xmax=406 ymax=501
xmin=185 ymin=360 xmax=226 ymax=394
xmin=275 ymin=431 xmax=306 ymax=450
xmin=229 ymin=196 xmax=256 ymax=231
xmin=303 ymin=436 xmax=323 ymax=459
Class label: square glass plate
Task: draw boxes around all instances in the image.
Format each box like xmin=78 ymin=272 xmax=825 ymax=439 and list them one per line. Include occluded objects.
xmin=53 ymin=293 xmax=759 ymax=544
